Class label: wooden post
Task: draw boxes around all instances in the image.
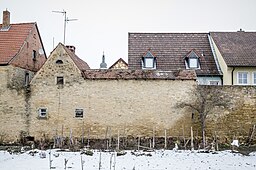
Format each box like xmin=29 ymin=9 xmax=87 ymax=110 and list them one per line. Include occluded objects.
xmin=117 ymin=130 xmax=120 ymax=151
xmin=81 ymin=155 xmax=84 ymax=170
xmin=153 ymin=127 xmax=155 ymax=149
xmin=82 ymin=121 xmax=84 ymax=145
xmin=137 ymin=136 xmax=140 ymax=150
xmin=109 ymin=127 xmax=112 ymax=148
xmin=87 ymin=127 xmax=90 ymax=148
xmin=61 ymin=125 xmax=64 ymax=148
xmin=164 ymin=129 xmax=167 ymax=149
xmin=191 ymin=126 xmax=194 ymax=150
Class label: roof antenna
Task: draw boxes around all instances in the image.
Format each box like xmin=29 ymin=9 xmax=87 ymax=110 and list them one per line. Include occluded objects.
xmin=52 ymin=10 xmax=77 ymax=44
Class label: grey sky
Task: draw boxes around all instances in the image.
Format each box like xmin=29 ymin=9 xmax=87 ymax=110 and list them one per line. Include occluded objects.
xmin=1 ymin=0 xmax=256 ymax=68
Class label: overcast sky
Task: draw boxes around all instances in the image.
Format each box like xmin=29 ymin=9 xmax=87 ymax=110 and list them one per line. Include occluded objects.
xmin=1 ymin=0 xmax=256 ymax=68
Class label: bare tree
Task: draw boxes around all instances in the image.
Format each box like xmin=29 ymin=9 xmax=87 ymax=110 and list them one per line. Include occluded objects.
xmin=177 ymin=85 xmax=230 ymax=149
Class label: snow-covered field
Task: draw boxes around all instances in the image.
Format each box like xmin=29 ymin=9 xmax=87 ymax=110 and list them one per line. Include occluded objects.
xmin=0 ymin=149 xmax=256 ymax=170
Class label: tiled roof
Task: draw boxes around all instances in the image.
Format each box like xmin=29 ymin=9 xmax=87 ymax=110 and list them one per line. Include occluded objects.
xmin=128 ymin=33 xmax=220 ymax=76
xmin=109 ymin=58 xmax=128 ymax=69
xmin=0 ymin=23 xmax=34 ymax=64
xmin=210 ymin=32 xmax=256 ymax=67
xmin=82 ymin=69 xmax=196 ymax=80
xmin=62 ymin=44 xmax=90 ymax=70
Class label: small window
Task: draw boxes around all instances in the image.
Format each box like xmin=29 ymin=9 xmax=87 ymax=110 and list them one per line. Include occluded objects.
xmin=144 ymin=58 xmax=154 ymax=68
xmin=57 ymin=76 xmax=64 ymax=85
xmin=56 ymin=60 xmax=63 ymax=64
xmin=189 ymin=58 xmax=198 ymax=68
xmin=142 ymin=51 xmax=156 ymax=69
xmin=238 ymin=72 xmax=248 ymax=85
xmin=38 ymin=108 xmax=47 ymax=118
xmin=75 ymin=109 xmax=84 ymax=118
xmin=25 ymin=72 xmax=29 ymax=86
xmin=253 ymin=72 xmax=256 ymax=85
xmin=32 ymin=50 xmax=37 ymax=61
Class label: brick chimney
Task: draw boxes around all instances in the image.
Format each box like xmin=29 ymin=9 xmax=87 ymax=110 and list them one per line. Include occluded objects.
xmin=66 ymin=45 xmax=76 ymax=53
xmin=2 ymin=10 xmax=10 ymax=29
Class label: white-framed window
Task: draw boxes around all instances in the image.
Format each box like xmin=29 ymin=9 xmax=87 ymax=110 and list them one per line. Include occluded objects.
xmin=75 ymin=108 xmax=84 ymax=118
xmin=252 ymin=72 xmax=256 ymax=85
xmin=189 ymin=58 xmax=198 ymax=68
xmin=144 ymin=58 xmax=154 ymax=68
xmin=38 ymin=108 xmax=47 ymax=118
xmin=142 ymin=51 xmax=156 ymax=69
xmin=237 ymin=72 xmax=248 ymax=85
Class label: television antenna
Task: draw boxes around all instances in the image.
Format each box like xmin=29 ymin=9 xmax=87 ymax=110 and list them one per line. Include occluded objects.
xmin=52 ymin=10 xmax=78 ymax=44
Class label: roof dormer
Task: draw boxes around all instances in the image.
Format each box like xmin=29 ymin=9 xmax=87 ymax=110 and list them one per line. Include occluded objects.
xmin=141 ymin=50 xmax=156 ymax=69
xmin=184 ymin=50 xmax=201 ymax=69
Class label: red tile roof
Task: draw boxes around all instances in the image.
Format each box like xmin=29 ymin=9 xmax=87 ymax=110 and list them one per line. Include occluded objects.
xmin=82 ymin=69 xmax=196 ymax=80
xmin=210 ymin=32 xmax=256 ymax=67
xmin=128 ymin=33 xmax=220 ymax=76
xmin=62 ymin=44 xmax=90 ymax=70
xmin=0 ymin=23 xmax=35 ymax=65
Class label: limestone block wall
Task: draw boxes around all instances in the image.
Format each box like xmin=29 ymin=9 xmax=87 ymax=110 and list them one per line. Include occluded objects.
xmin=28 ymin=79 xmax=196 ymax=140
xmin=0 ymin=66 xmax=33 ymax=142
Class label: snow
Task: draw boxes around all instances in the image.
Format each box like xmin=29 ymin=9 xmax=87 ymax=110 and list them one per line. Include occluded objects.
xmin=0 ymin=149 xmax=256 ymax=170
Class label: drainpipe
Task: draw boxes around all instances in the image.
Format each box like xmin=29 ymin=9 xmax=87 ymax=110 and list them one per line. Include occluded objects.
xmin=231 ymin=67 xmax=235 ymax=85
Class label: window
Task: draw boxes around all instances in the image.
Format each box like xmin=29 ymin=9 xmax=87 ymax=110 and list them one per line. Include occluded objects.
xmin=253 ymin=72 xmax=256 ymax=85
xmin=57 ymin=76 xmax=64 ymax=85
xmin=25 ymin=72 xmax=29 ymax=87
xmin=142 ymin=51 xmax=156 ymax=69
xmin=189 ymin=58 xmax=198 ymax=68
xmin=238 ymin=72 xmax=248 ymax=85
xmin=38 ymin=108 xmax=47 ymax=118
xmin=32 ymin=50 xmax=37 ymax=61
xmin=56 ymin=60 xmax=63 ymax=64
xmin=185 ymin=50 xmax=200 ymax=69
xmin=144 ymin=58 xmax=154 ymax=68
xmin=75 ymin=109 xmax=84 ymax=118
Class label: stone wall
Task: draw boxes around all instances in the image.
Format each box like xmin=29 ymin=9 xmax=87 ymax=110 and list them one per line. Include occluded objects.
xmin=0 ymin=66 xmax=34 ymax=142
xmin=1 ymin=70 xmax=256 ymax=144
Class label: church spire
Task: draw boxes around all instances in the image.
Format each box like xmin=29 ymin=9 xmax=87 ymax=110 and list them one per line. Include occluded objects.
xmin=100 ymin=51 xmax=107 ymax=69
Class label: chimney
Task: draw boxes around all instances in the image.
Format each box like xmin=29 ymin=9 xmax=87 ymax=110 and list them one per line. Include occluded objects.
xmin=2 ymin=10 xmax=10 ymax=29
xmin=66 ymin=45 xmax=76 ymax=53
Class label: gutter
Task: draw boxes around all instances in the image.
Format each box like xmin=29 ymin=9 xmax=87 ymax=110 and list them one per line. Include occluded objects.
xmin=208 ymin=34 xmax=222 ymax=75
xmin=231 ymin=67 xmax=235 ymax=85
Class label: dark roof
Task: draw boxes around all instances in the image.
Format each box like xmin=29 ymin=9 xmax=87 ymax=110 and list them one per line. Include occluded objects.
xmin=0 ymin=23 xmax=34 ymax=64
xmin=82 ymin=69 xmax=196 ymax=80
xmin=128 ymin=33 xmax=220 ymax=76
xmin=210 ymin=32 xmax=256 ymax=67
xmin=109 ymin=58 xmax=128 ymax=69
xmin=62 ymin=44 xmax=90 ymax=70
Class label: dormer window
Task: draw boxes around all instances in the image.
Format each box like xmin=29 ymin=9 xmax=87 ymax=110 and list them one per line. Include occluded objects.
xmin=56 ymin=60 xmax=63 ymax=64
xmin=142 ymin=50 xmax=156 ymax=69
xmin=189 ymin=58 xmax=198 ymax=68
xmin=184 ymin=50 xmax=200 ymax=69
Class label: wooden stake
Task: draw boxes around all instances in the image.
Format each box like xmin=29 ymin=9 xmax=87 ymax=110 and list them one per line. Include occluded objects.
xmin=137 ymin=136 xmax=140 ymax=150
xmin=82 ymin=121 xmax=84 ymax=145
xmin=164 ymin=129 xmax=167 ymax=149
xmin=87 ymin=128 xmax=90 ymax=148
xmin=117 ymin=130 xmax=120 ymax=151
xmin=109 ymin=127 xmax=112 ymax=148
xmin=153 ymin=127 xmax=155 ymax=149
xmin=191 ymin=126 xmax=194 ymax=150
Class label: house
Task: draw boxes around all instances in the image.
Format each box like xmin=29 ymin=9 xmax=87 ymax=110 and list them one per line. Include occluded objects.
xmin=128 ymin=33 xmax=222 ymax=85
xmin=209 ymin=31 xmax=256 ymax=85
xmin=0 ymin=10 xmax=47 ymax=89
xmin=109 ymin=58 xmax=128 ymax=69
